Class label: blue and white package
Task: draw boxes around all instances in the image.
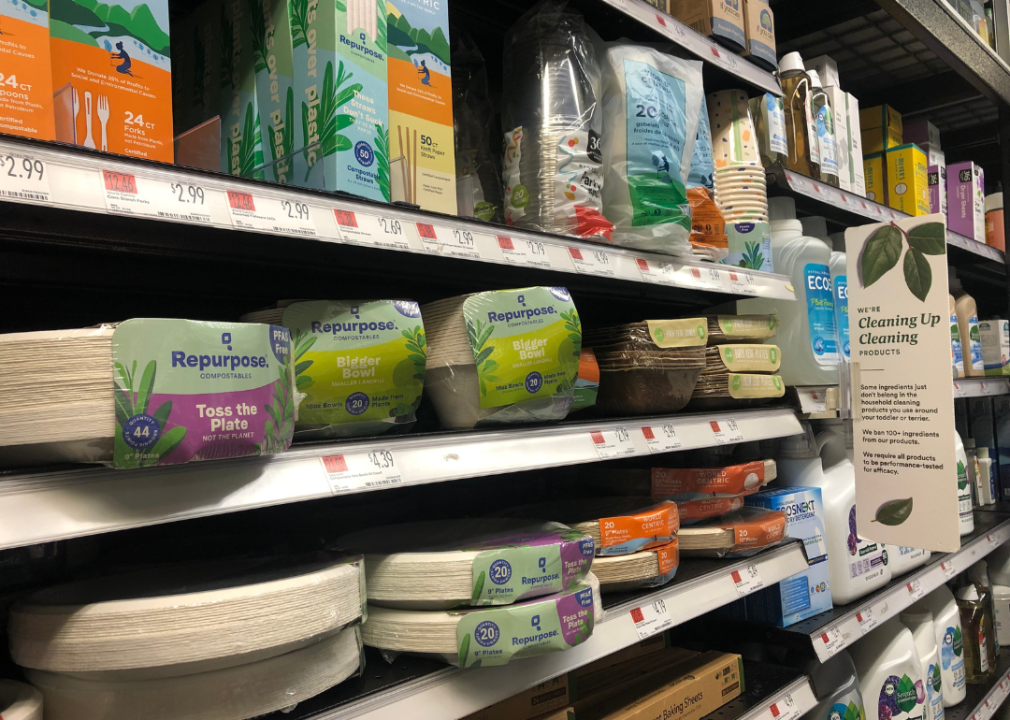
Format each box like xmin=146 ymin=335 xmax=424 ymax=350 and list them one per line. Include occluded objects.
xmin=744 ymin=486 xmax=831 ymax=626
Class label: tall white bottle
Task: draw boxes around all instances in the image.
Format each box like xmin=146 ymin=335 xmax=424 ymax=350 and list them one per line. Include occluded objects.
xmin=900 ymin=608 xmax=945 ymax=720
xmin=955 ymin=431 xmax=975 ymax=535
xmin=911 ymin=586 xmax=967 ymax=706
xmin=805 ymin=652 xmax=867 ymax=720
xmin=741 ymin=197 xmax=839 ymax=386
xmin=851 ymin=618 xmax=926 ymax=720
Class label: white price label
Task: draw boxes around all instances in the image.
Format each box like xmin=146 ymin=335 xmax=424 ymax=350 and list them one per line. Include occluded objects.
xmin=726 ymin=269 xmax=758 ymax=296
xmin=989 ymin=533 xmax=1000 ymax=549
xmin=497 ymin=235 xmax=553 ymax=268
xmin=857 ymin=607 xmax=879 ymax=634
xmin=636 ymin=258 xmax=679 ymax=286
xmin=642 ymin=424 xmax=683 ymax=453
xmin=1000 ymin=677 xmax=1009 ymax=693
xmin=334 ymin=209 xmax=413 ymax=250
xmin=801 ymin=390 xmax=828 ymax=415
xmin=683 ymin=263 xmax=728 ymax=291
xmin=591 ymin=427 xmax=637 ymax=459
xmin=569 ymin=246 xmax=616 ymax=276
xmin=709 ymin=44 xmax=740 ymax=72
xmin=820 ymin=627 xmax=844 ymax=658
xmin=731 ymin=565 xmax=763 ymax=596
xmin=769 ymin=694 xmax=801 ymax=720
xmin=0 ymin=152 xmax=51 ymax=202
xmin=630 ymin=599 xmax=674 ymax=640
xmin=226 ymin=190 xmax=317 ymax=236
xmin=416 ymin=222 xmax=482 ymax=259
xmin=907 ymin=579 xmax=924 ymax=600
xmin=941 ymin=561 xmax=957 ymax=579
xmin=320 ymin=450 xmax=401 ymax=494
xmin=100 ymin=170 xmax=214 ymax=224
xmin=710 ymin=419 xmax=745 ymax=445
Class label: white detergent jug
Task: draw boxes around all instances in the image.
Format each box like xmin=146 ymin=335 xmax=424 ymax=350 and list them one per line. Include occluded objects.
xmin=910 ymin=586 xmax=967 ymax=706
xmin=851 ymin=618 xmax=926 ymax=720
xmin=741 ymin=197 xmax=839 ymax=386
xmin=900 ymin=608 xmax=945 ymax=720
xmin=778 ymin=423 xmax=889 ymax=604
xmin=803 ymin=651 xmax=866 ymax=720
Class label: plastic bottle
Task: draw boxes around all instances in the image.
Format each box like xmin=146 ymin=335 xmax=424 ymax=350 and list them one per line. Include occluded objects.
xmin=955 ymin=583 xmax=995 ymax=682
xmin=804 ymin=652 xmax=867 ymax=720
xmin=807 ymin=70 xmax=839 ymax=188
xmin=955 ymin=432 xmax=975 ymax=535
xmin=828 ymin=232 xmax=850 ymax=364
xmin=969 ymin=561 xmax=1000 ymax=653
xmin=950 ymin=295 xmax=964 ymax=379
xmin=899 ymin=609 xmax=945 ymax=720
xmin=779 ymin=52 xmax=820 ymax=180
xmin=911 ymin=586 xmax=967 ymax=706
xmin=977 ymin=447 xmax=996 ymax=505
xmin=777 ymin=422 xmax=889 ymax=604
xmin=950 ymin=269 xmax=984 ymax=377
xmin=740 ymin=198 xmax=839 ymax=386
xmin=750 ymin=94 xmax=788 ymax=170
xmin=964 ymin=438 xmax=983 ymax=507
xmin=851 ymin=618 xmax=926 ymax=720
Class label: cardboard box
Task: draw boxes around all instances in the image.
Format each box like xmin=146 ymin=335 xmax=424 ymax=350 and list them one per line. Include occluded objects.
xmin=904 ymin=119 xmax=940 ymax=147
xmin=220 ymin=0 xmax=265 ymax=178
xmin=947 ymin=161 xmax=986 ymax=242
xmin=577 ymin=652 xmax=744 ymax=720
xmin=669 ymin=0 xmax=746 ymax=51
xmin=462 ymin=676 xmax=573 ymax=720
xmin=886 ymin=143 xmax=929 ymax=216
xmin=929 ymin=165 xmax=947 ymax=215
xmin=860 ymin=104 xmax=902 ymax=154
xmin=294 ymin=0 xmax=389 ymax=200
xmin=574 ymin=647 xmax=699 ymax=706
xmin=49 ymin=0 xmax=173 ymax=160
xmin=742 ymin=0 xmax=775 ymax=70
xmin=805 ymin=55 xmax=839 ymax=89
xmin=918 ymin=141 xmax=945 ymax=171
xmin=744 ymin=487 xmax=831 ymax=626
xmin=864 ymin=153 xmax=885 ymax=205
xmin=0 ymin=0 xmax=55 ymax=140
xmin=824 ymin=86 xmax=850 ymax=191
xmin=862 ymin=126 xmax=902 ymax=155
xmin=252 ymin=0 xmax=301 ymax=184
xmin=846 ymin=93 xmax=865 ymax=196
xmin=980 ymin=320 xmax=1010 ymax=377
xmin=387 ymin=0 xmax=456 ymax=212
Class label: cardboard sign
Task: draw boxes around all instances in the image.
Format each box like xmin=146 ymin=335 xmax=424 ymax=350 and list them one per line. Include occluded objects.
xmin=845 ymin=213 xmax=959 ymax=551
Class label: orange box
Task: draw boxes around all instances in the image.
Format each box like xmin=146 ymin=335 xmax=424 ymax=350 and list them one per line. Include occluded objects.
xmin=0 ymin=0 xmax=55 ymax=139
xmin=49 ymin=0 xmax=173 ymax=161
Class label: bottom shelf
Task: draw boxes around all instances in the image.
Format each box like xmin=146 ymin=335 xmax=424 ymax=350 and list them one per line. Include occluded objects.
xmin=946 ymin=649 xmax=1010 ymax=720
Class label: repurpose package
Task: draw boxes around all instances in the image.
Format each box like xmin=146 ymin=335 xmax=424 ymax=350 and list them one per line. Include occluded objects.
xmin=678 ymin=507 xmax=787 ymax=557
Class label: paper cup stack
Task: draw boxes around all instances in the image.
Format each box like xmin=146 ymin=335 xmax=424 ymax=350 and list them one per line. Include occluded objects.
xmin=0 ymin=680 xmax=42 ymax=720
xmin=708 ymin=90 xmax=768 ymax=224
xmin=8 ymin=557 xmax=366 ymax=720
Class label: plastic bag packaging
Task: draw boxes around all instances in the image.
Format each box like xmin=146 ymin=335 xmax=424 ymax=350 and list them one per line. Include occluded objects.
xmin=502 ymin=0 xmax=613 ymax=240
xmin=678 ymin=507 xmax=787 ymax=557
xmin=600 ymin=42 xmax=704 ymax=256
xmin=687 ymin=187 xmax=728 ymax=260
xmin=452 ymin=29 xmax=503 ymax=223
xmin=688 ymin=94 xmax=715 ymax=190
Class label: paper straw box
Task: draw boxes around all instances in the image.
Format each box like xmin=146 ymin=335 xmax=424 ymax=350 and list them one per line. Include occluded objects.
xmin=387 ymin=0 xmax=455 ymax=212
xmin=669 ymin=0 xmax=745 ymax=52
xmin=863 ymin=152 xmax=885 ymax=205
xmin=49 ymin=0 xmax=173 ymax=160
xmin=886 ymin=143 xmax=928 ymax=216
xmin=220 ymin=0 xmax=265 ymax=178
xmin=0 ymin=0 xmax=55 ymax=140
xmin=292 ymin=0 xmax=388 ymax=200
xmin=947 ymin=161 xmax=985 ymax=242
xmin=741 ymin=0 xmax=775 ymax=70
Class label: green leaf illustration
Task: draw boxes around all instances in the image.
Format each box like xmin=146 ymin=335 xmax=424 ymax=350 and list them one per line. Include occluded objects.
xmin=896 ymin=674 xmax=917 ymax=713
xmin=135 ymin=360 xmax=156 ymax=415
xmin=248 ymin=0 xmax=268 ymax=72
xmin=151 ymin=401 xmax=173 ymax=431
xmin=954 ymin=625 xmax=963 ymax=655
xmin=860 ymin=224 xmax=903 ymax=287
xmin=907 ymin=222 xmax=946 ymax=255
xmin=474 ymin=346 xmax=494 ymax=367
xmin=476 ymin=324 xmax=494 ymax=350
xmin=903 ymin=248 xmax=932 ymax=301
xmin=458 ymin=633 xmax=470 ymax=666
xmin=471 ymin=571 xmax=485 ymax=604
xmin=375 ymin=123 xmax=391 ymax=202
xmin=142 ymin=426 xmax=187 ymax=467
xmin=872 ymin=498 xmax=913 ymax=526
xmin=288 ymin=0 xmax=309 ymax=48
xmin=295 ymin=334 xmax=317 ymax=360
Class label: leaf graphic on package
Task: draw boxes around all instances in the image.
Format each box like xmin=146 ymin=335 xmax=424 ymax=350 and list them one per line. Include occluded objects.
xmin=958 ymin=461 xmax=967 ymax=489
xmin=471 ymin=571 xmax=485 ymax=604
xmin=954 ymin=625 xmax=963 ymax=655
xmin=135 ymin=361 xmax=156 ymax=415
xmin=903 ymin=248 xmax=932 ymax=301
xmin=845 ymin=702 xmax=861 ymax=720
xmin=458 ymin=634 xmax=470 ymax=666
xmin=141 ymin=426 xmax=187 ymax=467
xmin=907 ymin=222 xmax=946 ymax=255
xmin=860 ymin=225 xmax=903 ymax=287
xmin=151 ymin=401 xmax=172 ymax=432
xmin=872 ymin=498 xmax=913 ymax=526
xmin=895 ymin=675 xmax=918 ymax=713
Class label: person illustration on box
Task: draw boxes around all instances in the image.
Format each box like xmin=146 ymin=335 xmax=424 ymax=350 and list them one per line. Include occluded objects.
xmin=417 ymin=59 xmax=431 ymax=87
xmin=111 ymin=42 xmax=133 ymax=77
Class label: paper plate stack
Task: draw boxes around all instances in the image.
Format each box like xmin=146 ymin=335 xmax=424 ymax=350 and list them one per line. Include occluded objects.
xmin=9 ymin=557 xmax=366 ymax=720
xmin=0 ymin=327 xmax=116 ymax=466
xmin=0 ymin=680 xmax=42 ymax=720
xmin=689 ymin=372 xmax=785 ymax=410
xmin=591 ymin=540 xmax=679 ymax=592
xmin=678 ymin=508 xmax=787 ymax=558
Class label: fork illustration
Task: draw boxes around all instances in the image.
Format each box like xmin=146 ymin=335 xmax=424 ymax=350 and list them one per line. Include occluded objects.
xmin=72 ymin=87 xmax=79 ymax=144
xmin=82 ymin=91 xmax=95 ymax=149
xmin=97 ymin=95 xmax=109 ymax=152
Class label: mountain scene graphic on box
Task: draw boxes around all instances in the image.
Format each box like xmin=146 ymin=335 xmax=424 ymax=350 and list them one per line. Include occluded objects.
xmin=51 ymin=0 xmax=170 ymax=66
xmin=386 ymin=2 xmax=449 ymax=77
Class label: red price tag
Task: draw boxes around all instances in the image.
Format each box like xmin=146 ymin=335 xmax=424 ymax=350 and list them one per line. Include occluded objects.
xmin=416 ymin=223 xmax=437 ymax=240
xmin=630 ymin=607 xmax=644 ymax=623
xmin=227 ymin=191 xmax=255 ymax=212
xmin=497 ymin=236 xmax=514 ymax=250
xmin=655 ymin=13 xmax=666 ymax=26
xmin=334 ymin=209 xmax=357 ymax=227
xmin=569 ymin=247 xmax=584 ymax=260
xmin=102 ymin=170 xmax=137 ymax=194
xmin=322 ymin=455 xmax=349 ymax=474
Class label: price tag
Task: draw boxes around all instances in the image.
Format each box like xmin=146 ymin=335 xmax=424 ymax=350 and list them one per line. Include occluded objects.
xmin=731 ymin=564 xmax=763 ymax=596
xmin=989 ymin=533 xmax=1000 ymax=549
xmin=591 ymin=428 xmax=637 ymax=460
xmin=941 ymin=561 xmax=957 ymax=579
xmin=820 ymin=627 xmax=844 ymax=658
xmin=655 ymin=13 xmax=667 ymax=26
xmin=907 ymin=579 xmax=924 ymax=600
xmin=415 ymin=222 xmax=482 ymax=259
xmin=710 ymin=419 xmax=744 ymax=445
xmin=636 ymin=258 xmax=678 ymax=286
xmin=726 ymin=270 xmax=758 ymax=296
xmin=802 ymin=390 xmax=828 ymax=415
xmin=320 ymin=450 xmax=401 ymax=494
xmin=0 ymin=152 xmax=51 ymax=202
xmin=630 ymin=599 xmax=674 ymax=640
xmin=100 ymin=170 xmax=215 ymax=224
xmin=333 ymin=209 xmax=413 ymax=250
xmin=227 ymin=190 xmax=317 ymax=236
xmin=710 ymin=45 xmax=740 ymax=72
xmin=682 ymin=263 xmax=728 ymax=292
xmin=497 ymin=235 xmax=553 ymax=269
xmin=569 ymin=246 xmax=616 ymax=276
xmin=857 ymin=607 xmax=879 ymax=635
xmin=642 ymin=424 xmax=683 ymax=453
xmin=769 ymin=694 xmax=801 ymax=720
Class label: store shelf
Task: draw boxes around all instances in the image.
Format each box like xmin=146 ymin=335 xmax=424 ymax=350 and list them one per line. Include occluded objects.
xmin=0 ymin=137 xmax=794 ymax=303
xmin=954 ymin=378 xmax=1010 ymax=398
xmin=709 ymin=667 xmax=816 ymax=720
xmin=281 ymin=543 xmax=812 ymax=720
xmin=945 ymin=648 xmax=1010 ymax=720
xmin=599 ymin=0 xmax=782 ymax=96
xmin=781 ymin=512 xmax=1010 ymax=663
xmin=0 ymin=408 xmax=803 ymax=551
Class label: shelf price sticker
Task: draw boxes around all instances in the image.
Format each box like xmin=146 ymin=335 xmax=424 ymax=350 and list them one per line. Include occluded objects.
xmin=0 ymin=152 xmax=51 ymax=203
xmin=100 ymin=170 xmax=214 ymax=224
xmin=642 ymin=424 xmax=683 ymax=453
xmin=769 ymin=694 xmax=801 ymax=720
xmin=684 ymin=263 xmax=728 ymax=292
xmin=709 ymin=44 xmax=740 ymax=72
xmin=726 ymin=270 xmax=758 ymax=296
xmin=591 ymin=428 xmax=637 ymax=460
xmin=731 ymin=564 xmax=763 ymax=596
xmin=416 ymin=222 xmax=482 ymax=259
xmin=820 ymin=627 xmax=844 ymax=658
xmin=226 ymin=190 xmax=318 ymax=236
xmin=906 ymin=579 xmax=924 ymax=600
xmin=497 ymin=235 xmax=553 ymax=269
xmin=320 ymin=450 xmax=401 ymax=494
xmin=856 ymin=607 xmax=879 ymax=635
xmin=333 ymin=209 xmax=413 ymax=250
xmin=636 ymin=258 xmax=678 ymax=286
xmin=710 ymin=419 xmax=745 ymax=445
xmin=941 ymin=560 xmax=957 ymax=579
xmin=630 ymin=599 xmax=674 ymax=640
xmin=989 ymin=533 xmax=1000 ymax=549
xmin=569 ymin=246 xmax=616 ymax=277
